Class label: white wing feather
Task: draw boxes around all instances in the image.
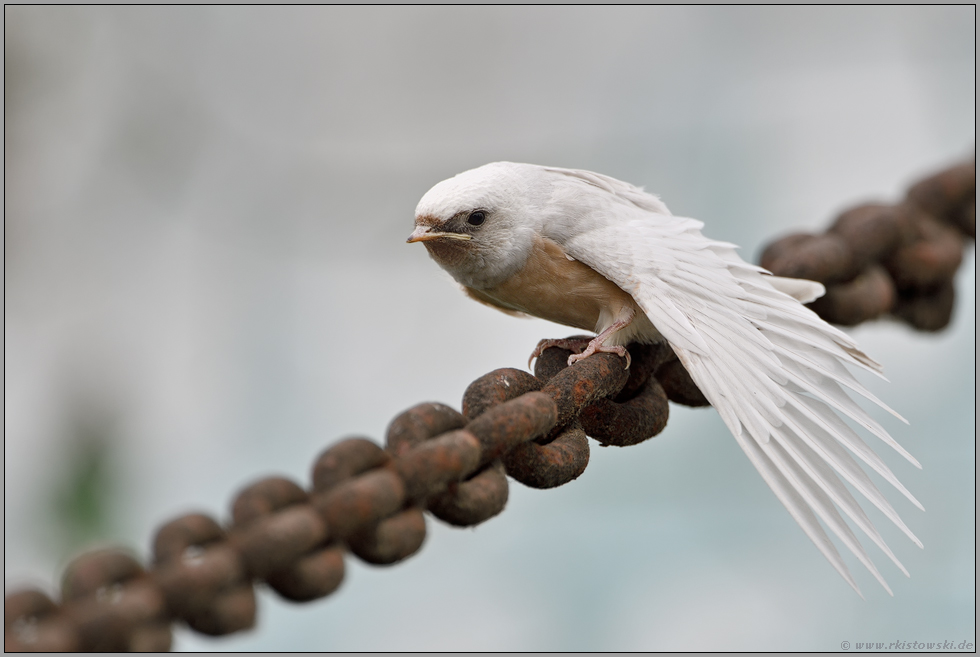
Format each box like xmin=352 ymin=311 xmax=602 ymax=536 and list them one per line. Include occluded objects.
xmin=547 ymin=170 xmax=921 ymax=595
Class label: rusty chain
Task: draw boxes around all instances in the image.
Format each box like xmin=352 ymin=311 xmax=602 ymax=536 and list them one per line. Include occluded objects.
xmin=761 ymin=157 xmax=975 ymax=330
xmin=4 ymin=157 xmax=973 ymax=652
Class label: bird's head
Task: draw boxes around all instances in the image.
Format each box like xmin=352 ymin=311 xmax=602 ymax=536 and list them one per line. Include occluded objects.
xmin=408 ymin=162 xmax=540 ymax=289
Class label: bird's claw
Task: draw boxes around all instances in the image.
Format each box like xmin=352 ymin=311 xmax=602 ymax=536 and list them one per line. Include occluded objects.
xmin=528 ymin=337 xmax=631 ymax=370
xmin=567 ymin=341 xmax=631 ymax=369
xmin=528 ymin=337 xmax=590 ymax=369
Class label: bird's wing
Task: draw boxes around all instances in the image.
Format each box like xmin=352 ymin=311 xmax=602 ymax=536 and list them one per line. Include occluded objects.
xmin=540 ymin=165 xmax=673 ymax=214
xmin=557 ymin=208 xmax=922 ymax=596
xmin=768 ymin=276 xmax=826 ymax=303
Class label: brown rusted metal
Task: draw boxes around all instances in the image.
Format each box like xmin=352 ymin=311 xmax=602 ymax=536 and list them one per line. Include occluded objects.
xmin=426 ymin=461 xmax=510 ymax=526
xmin=311 ymin=438 xmax=390 ymax=492
xmin=152 ymin=513 xmax=226 ymax=566
xmin=388 ymin=399 xmax=512 ymax=527
xmin=465 ymin=392 xmax=557 ymax=464
xmin=151 ymin=514 xmax=255 ymax=635
xmin=657 ymin=359 xmax=710 ymax=407
xmin=4 ymin=155 xmax=973 ymax=652
xmin=893 ymin=279 xmax=957 ymax=332
xmin=503 ymin=422 xmax=591 ymax=488
xmin=392 ymin=430 xmax=483 ymax=501
xmin=313 ymin=469 xmax=407 ymax=539
xmin=807 ymin=264 xmax=897 ymax=326
xmin=6 ymin=550 xmax=174 ymax=652
xmin=539 ymin=353 xmax=630 ymax=429
xmin=61 ymin=550 xmax=144 ymax=603
xmin=347 ymin=507 xmax=428 ymax=565
xmin=264 ymin=545 xmax=346 ymax=602
xmin=761 ymin=158 xmax=974 ymax=331
xmin=906 ymin=159 xmax=976 ymax=237
xmin=153 ymin=543 xmax=251 ymax=624
xmin=884 ymin=213 xmax=964 ymax=291
xmin=231 ymin=477 xmax=309 ymax=526
xmin=227 ymin=475 xmax=343 ymax=602
xmin=386 ymin=403 xmax=468 ymax=455
xmin=53 ymin=550 xmax=171 ymax=651
xmin=829 ymin=203 xmax=909 ymax=269
xmin=760 ymin=232 xmax=858 ymax=285
xmin=232 ymin=505 xmax=329 ymax=579
xmin=462 ymin=368 xmax=544 ymax=418
xmin=581 ymin=376 xmax=670 ymax=447
xmin=5 ymin=589 xmax=82 ymax=652
xmin=461 ymin=363 xmax=589 ymax=488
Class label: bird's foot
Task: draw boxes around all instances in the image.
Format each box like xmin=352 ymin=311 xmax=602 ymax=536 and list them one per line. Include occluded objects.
xmin=567 ymin=338 xmax=631 ymax=369
xmin=528 ymin=337 xmax=631 ymax=369
xmin=528 ymin=337 xmax=592 ymax=369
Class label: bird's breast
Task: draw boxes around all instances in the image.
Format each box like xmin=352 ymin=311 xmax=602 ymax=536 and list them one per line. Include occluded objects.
xmin=466 ymin=235 xmax=643 ymax=336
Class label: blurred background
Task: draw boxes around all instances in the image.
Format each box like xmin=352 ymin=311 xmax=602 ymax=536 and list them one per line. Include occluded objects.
xmin=4 ymin=6 xmax=975 ymax=651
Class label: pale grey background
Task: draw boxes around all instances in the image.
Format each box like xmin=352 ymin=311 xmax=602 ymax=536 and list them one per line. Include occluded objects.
xmin=4 ymin=6 xmax=975 ymax=651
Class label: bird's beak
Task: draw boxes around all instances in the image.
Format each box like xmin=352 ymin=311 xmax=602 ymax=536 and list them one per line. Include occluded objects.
xmin=406 ymin=225 xmax=472 ymax=243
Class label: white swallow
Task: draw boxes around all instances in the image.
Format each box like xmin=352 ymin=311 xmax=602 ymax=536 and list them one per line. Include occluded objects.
xmin=408 ymin=161 xmax=922 ymax=596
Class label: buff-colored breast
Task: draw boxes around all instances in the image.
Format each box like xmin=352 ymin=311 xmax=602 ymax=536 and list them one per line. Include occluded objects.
xmin=464 ymin=235 xmax=644 ymax=336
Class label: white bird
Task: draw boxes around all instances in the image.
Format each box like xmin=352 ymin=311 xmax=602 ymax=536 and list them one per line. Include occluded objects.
xmin=407 ymin=161 xmax=922 ymax=596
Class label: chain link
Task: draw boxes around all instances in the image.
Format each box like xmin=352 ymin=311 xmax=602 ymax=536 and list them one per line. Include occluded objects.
xmin=4 ymin=157 xmax=973 ymax=652
xmin=760 ymin=158 xmax=974 ymax=330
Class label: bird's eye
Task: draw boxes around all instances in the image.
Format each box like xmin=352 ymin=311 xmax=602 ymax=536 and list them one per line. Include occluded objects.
xmin=467 ymin=211 xmax=486 ymax=226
